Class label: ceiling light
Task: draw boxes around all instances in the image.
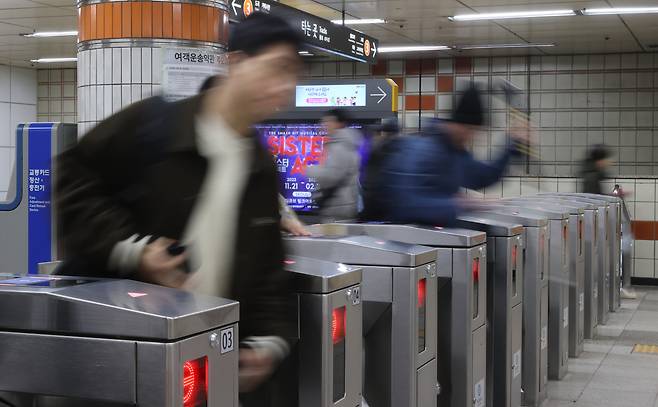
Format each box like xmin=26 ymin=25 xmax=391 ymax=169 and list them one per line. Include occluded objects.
xmin=298 ymin=51 xmax=314 ymax=56
xmin=22 ymin=31 xmax=78 ymax=38
xmin=582 ymin=7 xmax=658 ymax=15
xmin=331 ymin=19 xmax=386 ymax=25
xmin=30 ymin=57 xmax=78 ymax=63
xmin=458 ymin=43 xmax=556 ymax=49
xmin=450 ymin=9 xmax=576 ymax=21
xmin=378 ymin=45 xmax=450 ymax=53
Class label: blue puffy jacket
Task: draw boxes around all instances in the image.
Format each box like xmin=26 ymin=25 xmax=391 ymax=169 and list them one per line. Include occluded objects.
xmin=374 ymin=122 xmax=518 ymax=226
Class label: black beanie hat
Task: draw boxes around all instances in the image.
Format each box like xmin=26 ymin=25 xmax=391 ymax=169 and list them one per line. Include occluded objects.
xmin=452 ymin=85 xmax=484 ymax=126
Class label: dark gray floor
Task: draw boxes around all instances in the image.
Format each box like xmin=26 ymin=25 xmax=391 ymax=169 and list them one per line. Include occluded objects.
xmin=546 ymin=287 xmax=658 ymax=407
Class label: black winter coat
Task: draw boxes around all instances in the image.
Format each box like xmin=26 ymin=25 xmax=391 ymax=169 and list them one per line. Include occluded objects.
xmin=56 ymin=95 xmax=296 ymax=343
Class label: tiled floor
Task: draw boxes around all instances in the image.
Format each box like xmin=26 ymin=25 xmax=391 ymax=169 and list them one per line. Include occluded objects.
xmin=546 ymin=287 xmax=658 ymax=407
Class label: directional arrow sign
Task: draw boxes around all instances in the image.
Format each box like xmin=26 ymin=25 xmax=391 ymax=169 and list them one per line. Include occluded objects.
xmin=372 ymin=42 xmax=377 ymax=58
xmin=231 ymin=0 xmax=242 ymax=16
xmin=128 ymin=292 xmax=148 ymax=298
xmin=370 ymin=86 xmax=387 ymax=104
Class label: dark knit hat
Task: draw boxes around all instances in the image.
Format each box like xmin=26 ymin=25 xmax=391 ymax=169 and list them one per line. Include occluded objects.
xmin=452 ymin=85 xmax=484 ymax=126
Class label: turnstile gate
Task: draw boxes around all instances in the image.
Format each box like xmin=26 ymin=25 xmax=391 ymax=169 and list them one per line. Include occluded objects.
xmin=533 ymin=195 xmax=610 ymax=326
xmin=468 ymin=208 xmax=549 ymax=407
xmin=498 ymin=200 xmax=571 ymax=380
xmin=315 ymin=222 xmax=488 ymax=407
xmin=455 ymin=216 xmax=524 ymax=407
xmin=284 ymin=232 xmax=439 ymax=407
xmin=284 ymin=256 xmax=363 ymax=407
xmin=542 ymin=193 xmax=622 ymax=312
xmin=0 ymin=274 xmax=239 ymax=407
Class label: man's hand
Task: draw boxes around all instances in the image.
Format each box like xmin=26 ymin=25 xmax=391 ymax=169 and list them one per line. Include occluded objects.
xmin=281 ymin=216 xmax=311 ymax=236
xmin=239 ymin=348 xmax=276 ymax=393
xmin=137 ymin=238 xmax=188 ymax=288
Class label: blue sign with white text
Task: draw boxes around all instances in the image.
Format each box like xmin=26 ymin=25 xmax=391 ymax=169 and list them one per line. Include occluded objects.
xmin=27 ymin=123 xmax=53 ymax=274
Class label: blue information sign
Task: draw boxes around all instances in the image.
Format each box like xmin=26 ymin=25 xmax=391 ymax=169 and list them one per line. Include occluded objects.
xmin=27 ymin=123 xmax=53 ymax=274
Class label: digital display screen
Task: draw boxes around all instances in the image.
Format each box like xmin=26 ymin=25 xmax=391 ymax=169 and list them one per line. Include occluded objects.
xmin=296 ymin=84 xmax=366 ymax=108
xmin=256 ymin=123 xmax=365 ymax=212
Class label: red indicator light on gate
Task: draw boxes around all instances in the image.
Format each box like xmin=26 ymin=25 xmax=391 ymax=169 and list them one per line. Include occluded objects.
xmin=332 ymin=307 xmax=346 ymax=344
xmin=183 ymin=357 xmax=207 ymax=407
xmin=418 ymin=278 xmax=427 ymax=308
xmin=472 ymin=258 xmax=480 ymax=283
xmin=512 ymin=245 xmax=518 ymax=268
xmin=563 ymin=225 xmax=568 ymax=241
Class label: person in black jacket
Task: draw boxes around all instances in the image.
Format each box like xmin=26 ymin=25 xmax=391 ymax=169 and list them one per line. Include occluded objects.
xmin=581 ymin=144 xmax=612 ymax=194
xmin=56 ymin=13 xmax=302 ymax=401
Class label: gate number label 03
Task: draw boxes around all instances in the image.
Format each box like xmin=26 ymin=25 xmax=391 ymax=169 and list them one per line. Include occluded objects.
xmin=220 ymin=327 xmax=234 ymax=354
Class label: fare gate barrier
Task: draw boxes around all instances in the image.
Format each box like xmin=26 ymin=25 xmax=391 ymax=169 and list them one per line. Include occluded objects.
xmin=455 ymin=216 xmax=524 ymax=407
xmin=538 ymin=195 xmax=607 ymax=332
xmin=283 ymin=232 xmax=439 ymax=407
xmin=497 ymin=200 xmax=571 ymax=380
xmin=315 ymin=222 xmax=488 ymax=407
xmin=283 ymin=256 xmax=363 ymax=407
xmin=531 ymin=196 xmax=610 ymax=326
xmin=542 ymin=193 xmax=622 ymax=312
xmin=0 ymin=275 xmax=239 ymax=407
xmin=467 ymin=208 xmax=550 ymax=407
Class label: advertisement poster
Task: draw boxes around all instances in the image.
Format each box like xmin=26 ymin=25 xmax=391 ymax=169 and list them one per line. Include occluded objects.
xmin=162 ymin=48 xmax=228 ymax=101
xmin=296 ymin=84 xmax=366 ymax=108
xmin=256 ymin=124 xmax=326 ymax=211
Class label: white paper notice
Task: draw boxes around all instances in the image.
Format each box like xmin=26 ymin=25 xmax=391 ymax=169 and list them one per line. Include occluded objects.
xmin=512 ymin=350 xmax=522 ymax=378
xmin=474 ymin=379 xmax=485 ymax=407
xmin=162 ymin=48 xmax=228 ymax=101
xmin=563 ymin=307 xmax=569 ymax=328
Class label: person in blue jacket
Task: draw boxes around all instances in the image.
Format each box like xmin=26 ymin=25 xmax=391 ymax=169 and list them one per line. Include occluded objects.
xmin=371 ymin=85 xmax=531 ymax=226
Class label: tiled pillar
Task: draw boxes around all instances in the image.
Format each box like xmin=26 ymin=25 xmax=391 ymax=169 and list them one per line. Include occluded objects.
xmin=76 ymin=0 xmax=229 ymax=136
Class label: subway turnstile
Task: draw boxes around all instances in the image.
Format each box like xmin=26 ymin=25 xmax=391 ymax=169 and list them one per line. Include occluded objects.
xmin=314 ymin=222 xmax=488 ymax=407
xmin=534 ymin=195 xmax=610 ymax=327
xmin=0 ymin=274 xmax=239 ymax=407
xmin=455 ymin=216 xmax=523 ymax=407
xmin=284 ymin=256 xmax=363 ymax=407
xmin=542 ymin=193 xmax=622 ymax=312
xmin=468 ymin=208 xmax=549 ymax=407
xmin=284 ymin=232 xmax=439 ymax=407
xmin=498 ymin=199 xmax=571 ymax=380
xmin=528 ymin=195 xmax=607 ymax=339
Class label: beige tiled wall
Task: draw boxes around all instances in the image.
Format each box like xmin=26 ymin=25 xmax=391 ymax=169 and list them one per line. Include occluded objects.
xmin=36 ymin=69 xmax=77 ymax=123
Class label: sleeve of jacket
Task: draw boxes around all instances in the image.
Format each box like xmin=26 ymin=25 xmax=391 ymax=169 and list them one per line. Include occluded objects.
xmin=461 ymin=145 xmax=514 ymax=190
xmin=57 ymin=99 xmax=155 ymax=277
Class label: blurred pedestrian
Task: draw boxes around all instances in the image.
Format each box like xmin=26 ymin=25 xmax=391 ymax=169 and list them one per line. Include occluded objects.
xmin=361 ymin=118 xmax=400 ymax=221
xmin=581 ymin=144 xmax=612 ymax=194
xmin=370 ymin=85 xmax=532 ymax=226
xmin=56 ymin=12 xmax=302 ymax=402
xmin=307 ymin=108 xmax=363 ymax=221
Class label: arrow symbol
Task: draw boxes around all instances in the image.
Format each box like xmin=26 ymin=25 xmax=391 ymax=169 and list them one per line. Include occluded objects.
xmin=370 ymin=86 xmax=387 ymax=104
xmin=372 ymin=42 xmax=377 ymax=57
xmin=231 ymin=0 xmax=242 ymax=15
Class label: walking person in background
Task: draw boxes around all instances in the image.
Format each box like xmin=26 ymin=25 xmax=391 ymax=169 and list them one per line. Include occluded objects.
xmin=307 ymin=109 xmax=363 ymax=221
xmin=581 ymin=144 xmax=613 ymax=194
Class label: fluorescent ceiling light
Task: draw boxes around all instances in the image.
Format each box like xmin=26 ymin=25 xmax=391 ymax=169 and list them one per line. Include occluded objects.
xmin=378 ymin=45 xmax=450 ymax=53
xmin=582 ymin=7 xmax=658 ymax=15
xmin=30 ymin=57 xmax=78 ymax=63
xmin=331 ymin=18 xmax=385 ymax=25
xmin=450 ymin=9 xmax=576 ymax=21
xmin=298 ymin=51 xmax=314 ymax=56
xmin=22 ymin=31 xmax=78 ymax=38
xmin=459 ymin=43 xmax=555 ymax=49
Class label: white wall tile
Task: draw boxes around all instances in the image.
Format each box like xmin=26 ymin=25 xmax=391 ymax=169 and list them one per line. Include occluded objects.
xmin=605 ymin=54 xmax=621 ymax=69
xmin=103 ymin=85 xmax=112 ymax=120
xmin=540 ymin=178 xmax=558 ymax=192
xmin=620 ymin=112 xmax=636 ymax=127
xmin=484 ymin=181 xmax=503 ymax=198
xmin=474 ymin=57 xmax=488 ymax=73
xmin=637 ymin=91 xmax=653 ymax=107
xmin=502 ymin=178 xmax=521 ymax=197
xmin=121 ymin=49 xmax=131 ymax=84
xmin=556 ymin=74 xmax=571 ymax=89
xmin=572 ymin=112 xmax=587 ymax=127
xmin=541 ymin=56 xmax=556 ymax=71
xmin=355 ymin=63 xmax=369 ymax=76
xmin=604 ymin=73 xmax=620 ymax=88
xmin=510 ymin=57 xmax=526 ymax=72
xmin=541 ymin=74 xmax=556 ymax=90
xmin=437 ymin=59 xmax=452 ymax=73
xmin=573 ymin=55 xmax=588 ymax=70
xmin=558 ymin=179 xmax=577 ymax=192
xmin=323 ymin=62 xmax=337 ymax=76
xmin=638 ymin=54 xmax=653 ymax=68
xmin=437 ymin=94 xmax=452 ymax=111
xmin=112 ymin=48 xmax=122 ymax=84
xmin=141 ymin=48 xmax=152 ymax=84
xmin=63 ymin=69 xmax=74 ymax=82
xmin=588 ymin=111 xmax=603 ymax=127
xmin=635 ymin=202 xmax=655 ymax=221
xmin=0 ymin=103 xmax=9 ymax=147
xmin=492 ymin=57 xmax=507 ymax=72
xmin=338 ymin=61 xmax=353 ymax=76
xmin=633 ymin=259 xmax=653 ymax=278
xmin=112 ymin=85 xmax=121 ymax=114
xmin=10 ymin=104 xmax=35 ymax=146
xmin=621 ymin=72 xmax=636 ymax=88
xmin=621 ymin=54 xmax=637 ymax=69
xmin=540 ymin=93 xmax=556 ymax=108
xmin=635 ymin=182 xmax=656 ymax=202
xmin=309 ymin=63 xmax=322 ymax=77
xmin=638 ymin=111 xmax=653 ymax=127
xmin=589 ymin=73 xmax=603 ymax=89
xmin=121 ymin=85 xmax=131 ymax=106
xmin=572 ymin=93 xmax=588 ymax=108
xmin=604 ymin=111 xmax=620 ymax=127
xmin=389 ymin=60 xmax=404 ymax=75
xmin=588 ymin=92 xmax=603 ymax=108
xmin=10 ymin=67 xmax=36 ymax=105
xmin=604 ymin=92 xmax=620 ymax=107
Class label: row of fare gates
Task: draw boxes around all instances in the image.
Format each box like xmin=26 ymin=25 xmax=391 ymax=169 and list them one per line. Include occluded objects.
xmin=0 ymin=124 xmax=631 ymax=407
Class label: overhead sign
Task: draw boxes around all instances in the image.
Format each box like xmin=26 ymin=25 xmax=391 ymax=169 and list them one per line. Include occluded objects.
xmin=275 ymin=79 xmax=398 ymax=120
xmin=228 ymin=0 xmax=379 ymax=64
xmin=296 ymin=84 xmax=367 ymax=107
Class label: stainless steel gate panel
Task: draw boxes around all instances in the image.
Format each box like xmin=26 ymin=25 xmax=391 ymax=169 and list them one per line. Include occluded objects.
xmin=511 ymin=304 xmax=523 ymax=407
xmin=472 ymin=324 xmax=487 ymax=407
